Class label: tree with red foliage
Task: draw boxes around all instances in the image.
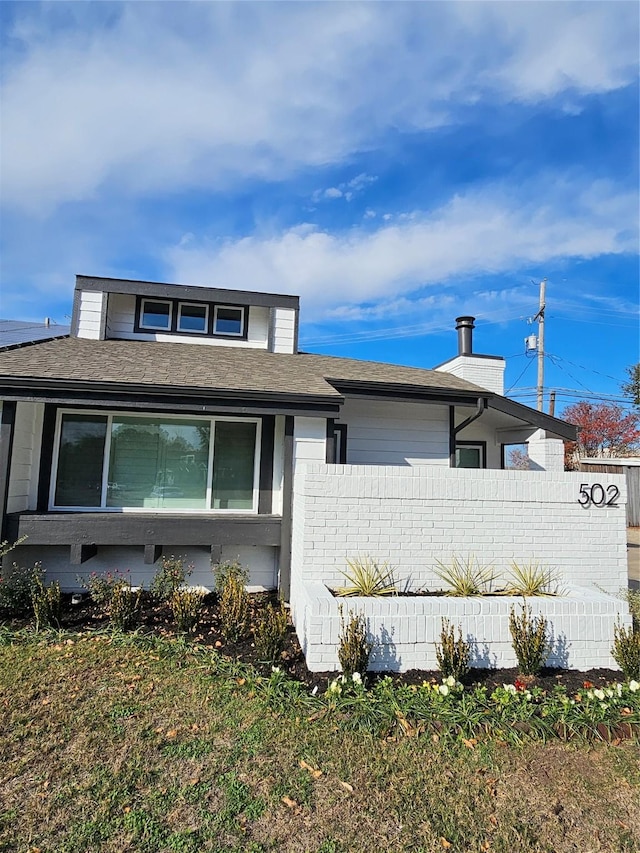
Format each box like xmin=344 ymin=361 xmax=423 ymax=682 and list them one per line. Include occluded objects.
xmin=562 ymin=401 xmax=640 ymax=469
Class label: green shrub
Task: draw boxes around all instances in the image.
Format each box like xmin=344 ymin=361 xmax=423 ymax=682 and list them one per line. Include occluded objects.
xmin=434 ymin=618 xmax=471 ymax=681
xmin=433 ymin=555 xmax=496 ymax=596
xmin=611 ymin=621 xmax=640 ymax=680
xmin=31 ymin=574 xmax=61 ymax=631
xmin=504 ymin=561 xmax=563 ymax=596
xmin=337 ymin=609 xmax=372 ymax=677
xmin=170 ymin=587 xmax=205 ymax=633
xmin=0 ymin=563 xmax=39 ymax=617
xmin=336 ymin=556 xmax=398 ymax=597
xmin=219 ymin=574 xmax=249 ymax=643
xmin=509 ymin=604 xmax=551 ymax=676
xmin=150 ymin=555 xmax=192 ymax=601
xmin=80 ymin=570 xmax=133 ymax=609
xmin=212 ymin=559 xmax=249 ymax=596
xmin=254 ymin=600 xmax=288 ymax=663
xmin=108 ymin=582 xmax=141 ymax=631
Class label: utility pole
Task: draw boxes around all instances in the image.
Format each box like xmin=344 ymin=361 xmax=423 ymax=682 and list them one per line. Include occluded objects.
xmin=534 ymin=279 xmax=546 ymax=411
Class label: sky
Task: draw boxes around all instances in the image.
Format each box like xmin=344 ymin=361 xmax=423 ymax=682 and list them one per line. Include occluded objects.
xmin=1 ymin=0 xmax=638 ymax=415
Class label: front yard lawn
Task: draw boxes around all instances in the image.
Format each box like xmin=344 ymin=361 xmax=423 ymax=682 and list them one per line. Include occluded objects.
xmin=1 ymin=632 xmax=639 ymax=853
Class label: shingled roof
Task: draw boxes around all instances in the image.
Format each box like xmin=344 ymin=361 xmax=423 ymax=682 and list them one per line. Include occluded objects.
xmin=0 ymin=336 xmax=487 ymax=400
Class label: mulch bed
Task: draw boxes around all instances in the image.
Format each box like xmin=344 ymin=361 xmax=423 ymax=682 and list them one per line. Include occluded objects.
xmin=3 ymin=591 xmax=621 ymax=696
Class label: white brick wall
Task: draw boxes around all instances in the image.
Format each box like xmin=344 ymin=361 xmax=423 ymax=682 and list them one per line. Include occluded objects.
xmin=435 ymin=355 xmax=505 ymax=394
xmin=289 ymin=464 xmax=631 ymax=672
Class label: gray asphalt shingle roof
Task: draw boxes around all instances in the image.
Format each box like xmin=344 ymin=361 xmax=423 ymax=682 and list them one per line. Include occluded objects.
xmin=0 ymin=336 xmax=487 ymax=399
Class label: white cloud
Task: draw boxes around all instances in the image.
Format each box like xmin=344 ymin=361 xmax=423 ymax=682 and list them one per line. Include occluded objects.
xmin=1 ymin=2 xmax=637 ymax=214
xmin=312 ymin=173 xmax=378 ymax=203
xmin=165 ymin=177 xmax=638 ymax=310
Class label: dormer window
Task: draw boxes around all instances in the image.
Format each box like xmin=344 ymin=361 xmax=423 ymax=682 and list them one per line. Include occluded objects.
xmin=140 ymin=299 xmax=172 ymax=330
xmin=178 ymin=302 xmax=208 ymax=334
xmin=135 ymin=295 xmax=248 ymax=339
xmin=214 ymin=305 xmax=244 ymax=336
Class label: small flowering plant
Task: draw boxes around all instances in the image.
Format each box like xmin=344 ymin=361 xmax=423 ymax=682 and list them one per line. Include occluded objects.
xmin=79 ymin=569 xmax=135 ymax=609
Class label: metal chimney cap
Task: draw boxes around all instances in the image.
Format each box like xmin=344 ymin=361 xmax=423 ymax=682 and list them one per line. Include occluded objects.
xmin=455 ymin=316 xmax=475 ymax=356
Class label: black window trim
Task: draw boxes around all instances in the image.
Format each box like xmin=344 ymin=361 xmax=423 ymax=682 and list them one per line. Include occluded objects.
xmin=213 ymin=304 xmax=245 ymax=338
xmin=138 ymin=298 xmax=173 ymax=332
xmin=134 ymin=295 xmax=249 ymax=340
xmin=177 ymin=301 xmax=210 ymax=335
xmin=454 ymin=440 xmax=487 ymax=469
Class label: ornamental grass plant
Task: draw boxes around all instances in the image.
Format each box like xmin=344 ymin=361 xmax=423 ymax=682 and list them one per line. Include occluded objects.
xmin=433 ymin=554 xmax=496 ymax=596
xmin=504 ymin=561 xmax=563 ymax=596
xmin=335 ymin=556 xmax=398 ymax=597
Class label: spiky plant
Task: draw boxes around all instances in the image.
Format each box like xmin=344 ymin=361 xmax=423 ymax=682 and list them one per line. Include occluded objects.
xmin=433 ymin=555 xmax=496 ymax=596
xmin=335 ymin=556 xmax=398 ymax=597
xmin=504 ymin=561 xmax=563 ymax=597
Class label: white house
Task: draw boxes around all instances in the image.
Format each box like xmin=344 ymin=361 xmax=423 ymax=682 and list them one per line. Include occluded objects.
xmin=0 ymin=275 xmax=631 ymax=670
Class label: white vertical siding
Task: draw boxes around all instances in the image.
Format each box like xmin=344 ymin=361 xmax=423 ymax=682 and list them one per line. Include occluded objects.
xmin=339 ymin=398 xmax=449 ymax=466
xmin=293 ymin=417 xmax=326 ymax=468
xmin=76 ymin=291 xmax=105 ymax=340
xmin=271 ymin=416 xmax=285 ymax=515
xmin=271 ymin=307 xmax=297 ymax=353
xmin=7 ymin=402 xmax=43 ymax=513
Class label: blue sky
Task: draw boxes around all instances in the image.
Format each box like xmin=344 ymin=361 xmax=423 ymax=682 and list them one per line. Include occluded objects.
xmin=1 ymin=1 xmax=638 ymax=414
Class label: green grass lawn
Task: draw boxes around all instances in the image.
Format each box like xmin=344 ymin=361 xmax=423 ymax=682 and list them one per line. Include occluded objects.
xmin=1 ymin=633 xmax=639 ymax=853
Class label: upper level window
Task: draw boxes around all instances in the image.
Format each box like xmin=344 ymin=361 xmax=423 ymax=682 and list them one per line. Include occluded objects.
xmin=214 ymin=305 xmax=244 ymax=336
xmin=135 ymin=296 xmax=247 ymax=339
xmin=178 ymin=303 xmax=208 ymax=334
xmin=140 ymin=299 xmax=172 ymax=330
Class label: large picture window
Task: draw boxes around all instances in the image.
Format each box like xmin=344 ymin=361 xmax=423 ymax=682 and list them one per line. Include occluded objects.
xmin=51 ymin=411 xmax=260 ymax=512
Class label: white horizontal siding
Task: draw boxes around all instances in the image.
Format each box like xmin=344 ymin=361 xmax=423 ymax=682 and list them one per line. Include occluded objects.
xmin=105 ymin=292 xmax=136 ymax=336
xmin=340 ymin=398 xmax=449 ymax=466
xmin=76 ymin=291 xmax=104 ymax=340
xmin=106 ymin=295 xmax=269 ymax=349
xmin=7 ymin=402 xmax=43 ymax=513
xmin=13 ymin=544 xmax=278 ymax=592
xmin=271 ymin=307 xmax=296 ymax=353
xmin=294 ymin=417 xmax=326 ymax=468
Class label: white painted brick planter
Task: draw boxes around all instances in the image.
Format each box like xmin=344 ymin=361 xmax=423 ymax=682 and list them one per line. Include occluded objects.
xmin=292 ymin=582 xmax=632 ymax=673
xmin=289 ymin=465 xmax=632 ymax=673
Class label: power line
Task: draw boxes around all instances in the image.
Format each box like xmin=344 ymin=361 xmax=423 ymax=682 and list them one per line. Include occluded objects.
xmin=505 ymin=356 xmax=536 ymax=394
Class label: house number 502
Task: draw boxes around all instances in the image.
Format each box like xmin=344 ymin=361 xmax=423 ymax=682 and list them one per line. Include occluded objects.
xmin=578 ymin=483 xmax=619 ymax=507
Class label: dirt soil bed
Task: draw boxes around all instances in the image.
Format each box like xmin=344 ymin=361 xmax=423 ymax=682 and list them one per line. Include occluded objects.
xmin=3 ymin=591 xmax=622 ymax=696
